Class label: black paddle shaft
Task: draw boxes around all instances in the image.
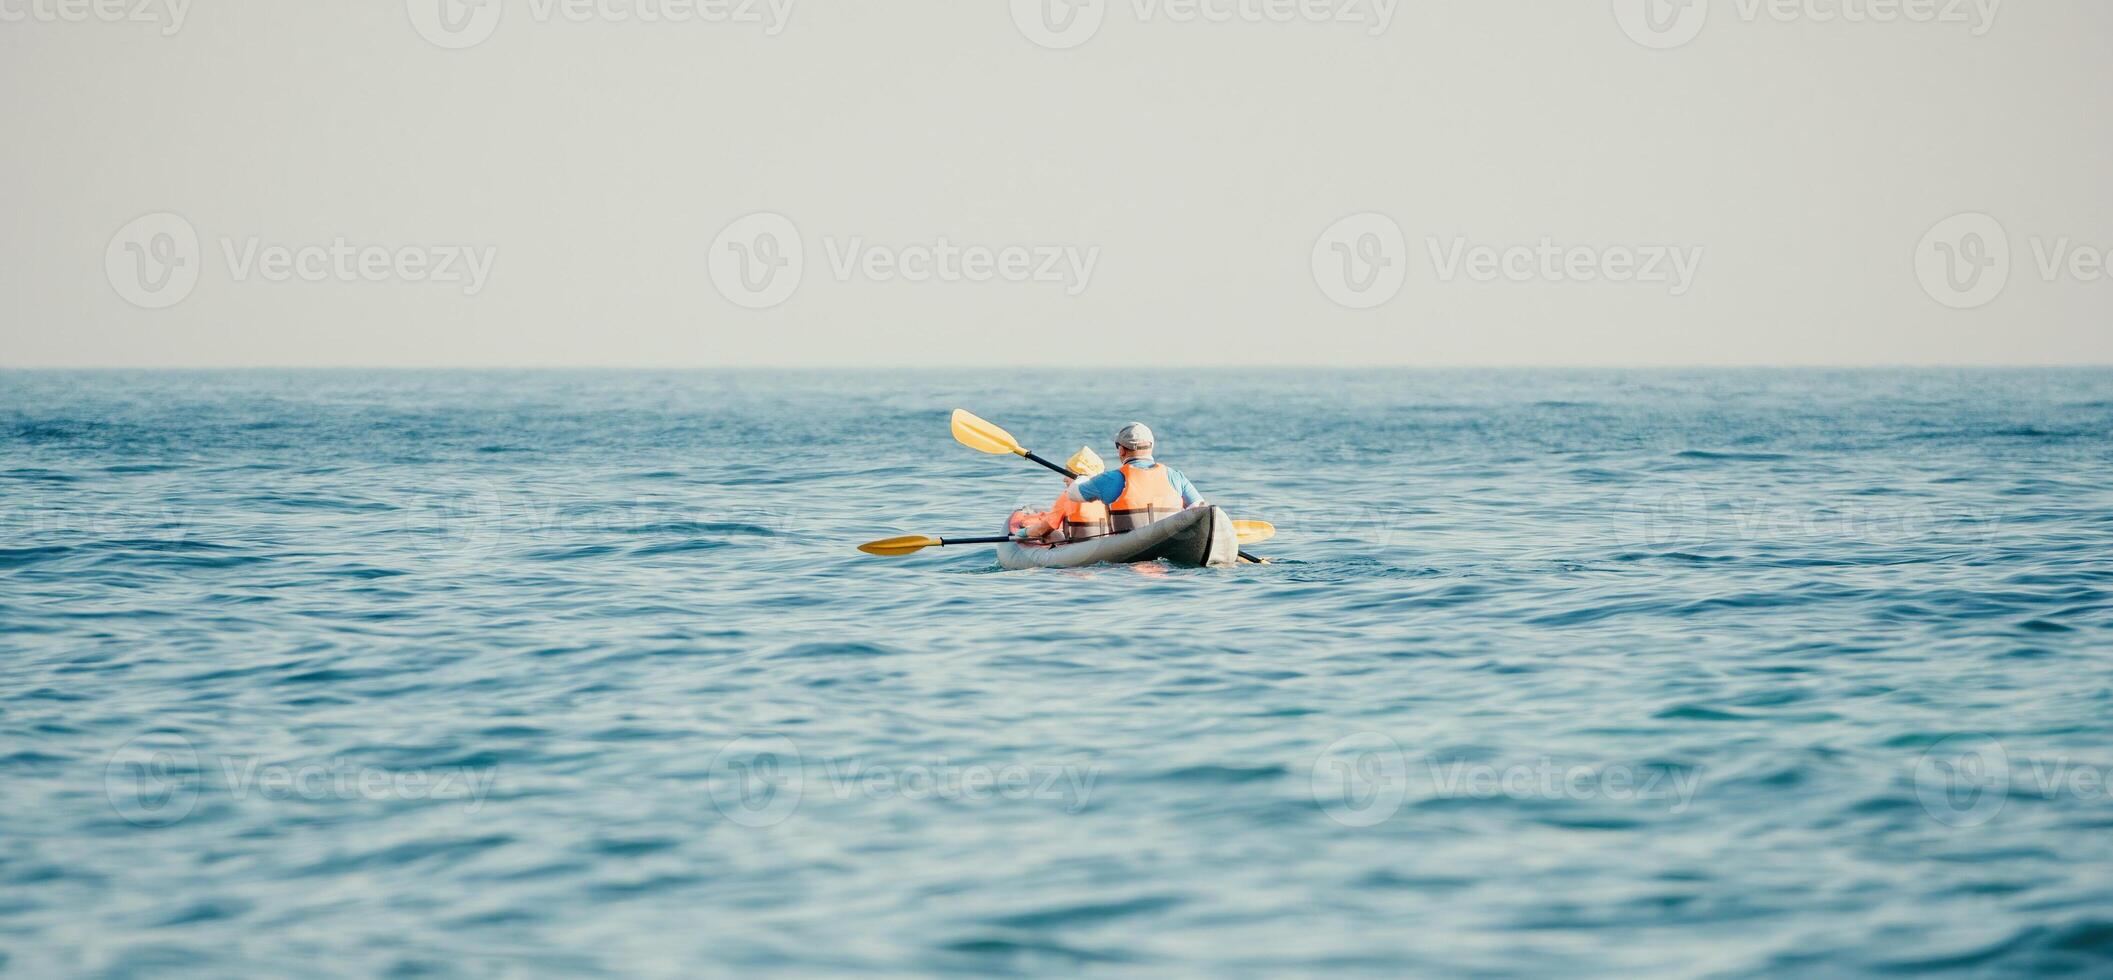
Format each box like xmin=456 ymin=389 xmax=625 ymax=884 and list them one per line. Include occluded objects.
xmin=1021 ymin=451 xmax=1072 ymax=478
xmin=939 ymin=536 xmax=1015 ymax=547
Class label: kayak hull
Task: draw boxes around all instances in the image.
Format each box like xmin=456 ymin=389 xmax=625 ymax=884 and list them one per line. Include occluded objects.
xmin=995 ymin=506 xmax=1238 ymax=570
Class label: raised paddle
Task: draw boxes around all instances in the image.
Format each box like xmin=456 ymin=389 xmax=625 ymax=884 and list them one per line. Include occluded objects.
xmin=951 ymin=409 xmax=1074 ymax=479
xmin=951 ymin=409 xmax=1271 ymax=563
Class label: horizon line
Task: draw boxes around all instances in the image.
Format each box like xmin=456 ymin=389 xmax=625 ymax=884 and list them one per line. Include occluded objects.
xmin=6 ymin=363 xmax=2113 ymax=372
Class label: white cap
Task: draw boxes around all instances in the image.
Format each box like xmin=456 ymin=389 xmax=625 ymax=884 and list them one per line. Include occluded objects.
xmin=1115 ymin=422 xmax=1155 ymax=450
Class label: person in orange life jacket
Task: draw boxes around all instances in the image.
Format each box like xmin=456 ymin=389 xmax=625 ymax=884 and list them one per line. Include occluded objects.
xmin=1064 ymin=422 xmax=1205 ymax=532
xmin=1010 ymin=447 xmax=1114 ymax=543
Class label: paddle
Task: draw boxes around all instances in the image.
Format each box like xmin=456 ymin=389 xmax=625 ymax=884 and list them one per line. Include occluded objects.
xmin=951 ymin=409 xmax=1074 ymax=479
xmin=951 ymin=409 xmax=1271 ymax=563
xmin=858 ymin=534 xmax=1012 ymax=557
xmin=1233 ymin=520 xmax=1275 ymax=544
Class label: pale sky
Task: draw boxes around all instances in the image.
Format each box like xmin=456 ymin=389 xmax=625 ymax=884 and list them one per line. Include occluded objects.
xmin=3 ymin=1 xmax=2109 ymax=367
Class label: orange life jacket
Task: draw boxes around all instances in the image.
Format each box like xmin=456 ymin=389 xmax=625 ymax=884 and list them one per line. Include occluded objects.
xmin=1055 ymin=494 xmax=1111 ymax=542
xmin=1109 ymin=463 xmax=1182 ymax=533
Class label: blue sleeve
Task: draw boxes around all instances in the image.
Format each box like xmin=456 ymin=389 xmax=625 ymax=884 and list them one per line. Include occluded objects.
xmin=1168 ymin=467 xmax=1203 ymax=506
xmin=1074 ymin=470 xmax=1124 ymax=503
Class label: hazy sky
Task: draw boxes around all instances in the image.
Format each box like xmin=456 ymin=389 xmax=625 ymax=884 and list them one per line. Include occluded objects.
xmin=4 ymin=1 xmax=2109 ymax=367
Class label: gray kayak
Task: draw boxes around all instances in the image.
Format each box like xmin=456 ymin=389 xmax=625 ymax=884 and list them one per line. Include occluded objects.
xmin=995 ymin=506 xmax=1238 ymax=570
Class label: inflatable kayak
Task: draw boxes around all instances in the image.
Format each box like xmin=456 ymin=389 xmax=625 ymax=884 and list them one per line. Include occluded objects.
xmin=996 ymin=506 xmax=1238 ymax=571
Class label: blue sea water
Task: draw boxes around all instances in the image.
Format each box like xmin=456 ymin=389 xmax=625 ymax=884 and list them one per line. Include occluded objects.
xmin=3 ymin=368 xmax=2112 ymax=977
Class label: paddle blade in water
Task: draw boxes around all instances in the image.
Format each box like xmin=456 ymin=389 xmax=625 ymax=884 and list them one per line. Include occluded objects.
xmin=951 ymin=409 xmax=1024 ymax=456
xmin=1234 ymin=520 xmax=1276 ymax=545
xmin=858 ymin=535 xmax=942 ymax=557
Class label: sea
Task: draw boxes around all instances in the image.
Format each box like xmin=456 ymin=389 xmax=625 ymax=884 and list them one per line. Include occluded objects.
xmin=3 ymin=368 xmax=2111 ymax=977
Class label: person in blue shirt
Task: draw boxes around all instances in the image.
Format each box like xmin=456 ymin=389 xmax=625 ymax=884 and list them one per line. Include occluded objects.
xmin=1065 ymin=422 xmax=1205 ymax=532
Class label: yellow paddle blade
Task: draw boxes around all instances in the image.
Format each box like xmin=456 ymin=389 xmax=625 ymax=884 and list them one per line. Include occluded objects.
xmin=951 ymin=409 xmax=1026 ymax=457
xmin=857 ymin=534 xmax=943 ymax=557
xmin=1234 ymin=520 xmax=1276 ymax=545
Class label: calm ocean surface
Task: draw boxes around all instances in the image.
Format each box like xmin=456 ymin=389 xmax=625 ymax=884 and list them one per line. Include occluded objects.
xmin=4 ymin=369 xmax=2112 ymax=977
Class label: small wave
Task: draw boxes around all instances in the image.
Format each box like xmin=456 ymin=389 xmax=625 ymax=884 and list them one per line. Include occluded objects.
xmin=983 ymin=895 xmax=1183 ymax=931
xmin=625 ymin=520 xmax=779 ymax=537
xmin=0 ymin=750 xmax=72 ymax=774
xmin=771 ymin=641 xmax=897 ymax=659
xmin=1876 ymin=918 xmax=2113 ymax=972
xmin=1672 ymin=450 xmax=1792 ymax=462
xmin=940 ymin=936 xmax=1134 ymax=966
xmin=150 ymin=899 xmax=255 ymax=928
xmin=585 ymin=873 xmax=706 ymax=900
xmin=295 ymin=835 xmax=515 ymax=877
xmin=4 ymin=413 xmax=124 ymax=439
xmin=1653 ymin=704 xmax=1752 ymax=722
xmin=235 ymin=493 xmax=389 ymax=513
xmin=628 ymin=539 xmax=732 ymax=558
xmin=516 ymin=544 xmax=622 ymax=561
xmin=0 ymin=545 xmax=73 ymax=569
xmin=0 ymin=467 xmax=80 ymax=483
xmin=1155 ymin=764 xmax=1289 ymax=785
